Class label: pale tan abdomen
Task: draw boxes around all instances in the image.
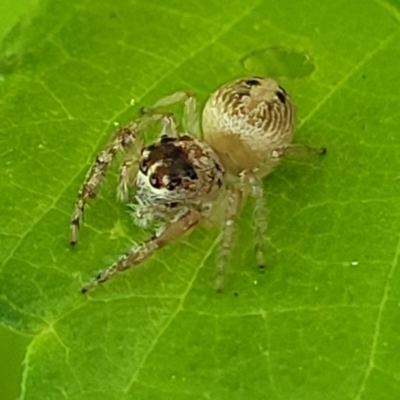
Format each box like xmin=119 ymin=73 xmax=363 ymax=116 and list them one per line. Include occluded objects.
xmin=202 ymin=77 xmax=296 ymax=176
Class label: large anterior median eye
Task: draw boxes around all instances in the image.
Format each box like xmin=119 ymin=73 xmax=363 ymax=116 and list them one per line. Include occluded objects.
xmin=166 ymin=176 xmax=182 ymax=191
xmin=149 ymin=173 xmax=162 ymax=188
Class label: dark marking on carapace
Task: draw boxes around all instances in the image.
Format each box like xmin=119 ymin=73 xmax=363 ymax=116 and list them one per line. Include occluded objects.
xmin=160 ymin=135 xmax=177 ymax=144
xmin=143 ymin=141 xmax=198 ymax=190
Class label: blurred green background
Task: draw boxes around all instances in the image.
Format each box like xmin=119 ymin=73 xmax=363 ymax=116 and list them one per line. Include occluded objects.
xmin=0 ymin=3 xmax=37 ymax=400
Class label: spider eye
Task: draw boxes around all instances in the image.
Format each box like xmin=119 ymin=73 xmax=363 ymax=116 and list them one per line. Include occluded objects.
xmin=186 ymin=168 xmax=197 ymax=180
xmin=149 ymin=174 xmax=161 ymax=188
xmin=166 ymin=176 xmax=182 ymax=191
xmin=139 ymin=159 xmax=149 ymax=173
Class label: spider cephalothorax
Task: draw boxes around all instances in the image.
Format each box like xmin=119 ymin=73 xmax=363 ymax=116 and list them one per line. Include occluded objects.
xmin=70 ymin=77 xmax=324 ymax=293
xmin=133 ymin=134 xmax=224 ymax=227
xmin=136 ymin=135 xmax=223 ymax=206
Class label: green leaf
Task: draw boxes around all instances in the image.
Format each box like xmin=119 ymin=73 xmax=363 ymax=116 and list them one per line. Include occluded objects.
xmin=1 ymin=0 xmax=400 ymax=399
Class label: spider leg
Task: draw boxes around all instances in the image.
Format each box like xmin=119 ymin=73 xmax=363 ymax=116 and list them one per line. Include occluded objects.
xmin=142 ymin=91 xmax=200 ymax=137
xmin=246 ymin=173 xmax=267 ymax=270
xmin=215 ymin=188 xmax=242 ymax=292
xmin=70 ymin=113 xmax=167 ymax=245
xmin=118 ymin=113 xmax=179 ymax=202
xmin=81 ymin=209 xmax=200 ymax=293
xmin=159 ymin=112 xmax=178 ymax=137
xmin=256 ymin=144 xmax=326 ymax=178
xmin=272 ymin=144 xmax=326 ymax=159
xmin=117 ymin=159 xmax=138 ymax=202
xmin=246 ymin=143 xmax=325 ymax=270
xmin=70 ymin=125 xmax=141 ymax=245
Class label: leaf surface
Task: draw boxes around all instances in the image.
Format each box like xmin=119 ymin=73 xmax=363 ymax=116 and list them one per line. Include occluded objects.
xmin=1 ymin=0 xmax=400 ymax=399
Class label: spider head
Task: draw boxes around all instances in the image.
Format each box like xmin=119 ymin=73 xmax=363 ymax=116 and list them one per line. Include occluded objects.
xmin=135 ymin=135 xmax=224 ymax=208
xmin=139 ymin=135 xmax=198 ymax=191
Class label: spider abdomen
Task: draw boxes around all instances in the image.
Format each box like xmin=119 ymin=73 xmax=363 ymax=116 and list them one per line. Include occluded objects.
xmin=202 ymin=77 xmax=296 ymax=176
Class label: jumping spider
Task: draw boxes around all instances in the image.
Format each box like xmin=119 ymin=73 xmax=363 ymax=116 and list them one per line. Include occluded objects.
xmin=70 ymin=77 xmax=325 ymax=293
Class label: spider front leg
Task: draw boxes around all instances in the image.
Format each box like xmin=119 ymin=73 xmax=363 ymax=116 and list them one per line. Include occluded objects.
xmin=118 ymin=159 xmax=138 ymax=202
xmin=118 ymin=114 xmax=178 ymax=202
xmin=81 ymin=209 xmax=200 ymax=293
xmin=142 ymin=91 xmax=200 ymax=137
xmin=216 ymin=188 xmax=242 ymax=292
xmin=70 ymin=125 xmax=142 ymax=245
xmin=70 ymin=113 xmax=169 ymax=245
xmin=115 ymin=114 xmax=176 ymax=200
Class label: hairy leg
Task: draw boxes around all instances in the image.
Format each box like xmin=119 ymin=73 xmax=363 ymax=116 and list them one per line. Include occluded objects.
xmin=81 ymin=209 xmax=201 ymax=293
xmin=159 ymin=112 xmax=179 ymax=138
xmin=272 ymin=144 xmax=326 ymax=159
xmin=117 ymin=113 xmax=179 ymax=202
xmin=246 ymin=173 xmax=267 ymax=270
xmin=70 ymin=125 xmax=141 ymax=245
xmin=118 ymin=159 xmax=138 ymax=202
xmin=215 ymin=188 xmax=242 ymax=292
xmin=245 ymin=144 xmax=326 ymax=269
xmin=142 ymin=91 xmax=200 ymax=137
xmin=70 ymin=113 xmax=171 ymax=245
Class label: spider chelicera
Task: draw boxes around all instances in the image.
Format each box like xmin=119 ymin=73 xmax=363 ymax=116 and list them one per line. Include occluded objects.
xmin=70 ymin=77 xmax=325 ymax=293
